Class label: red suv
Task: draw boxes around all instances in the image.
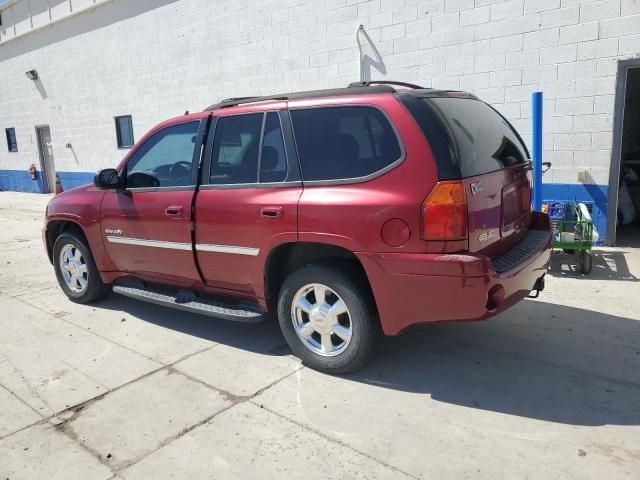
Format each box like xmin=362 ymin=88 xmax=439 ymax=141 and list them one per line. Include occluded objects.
xmin=44 ymin=82 xmax=551 ymax=373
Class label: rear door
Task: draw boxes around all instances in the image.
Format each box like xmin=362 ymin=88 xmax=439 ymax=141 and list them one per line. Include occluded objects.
xmin=100 ymin=119 xmax=204 ymax=284
xmin=402 ymin=94 xmax=532 ymax=257
xmin=193 ymin=109 xmax=302 ymax=296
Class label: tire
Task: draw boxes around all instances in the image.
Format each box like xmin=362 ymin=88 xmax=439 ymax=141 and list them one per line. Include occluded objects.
xmin=277 ymin=264 xmax=379 ymax=374
xmin=563 ymin=249 xmax=576 ymax=254
xmin=580 ymin=251 xmax=592 ymax=274
xmin=53 ymin=232 xmax=110 ymax=303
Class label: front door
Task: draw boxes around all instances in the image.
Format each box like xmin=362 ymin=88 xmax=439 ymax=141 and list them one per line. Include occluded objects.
xmin=100 ymin=119 xmax=204 ymax=285
xmin=36 ymin=126 xmax=56 ymax=193
xmin=194 ymin=110 xmax=302 ymax=296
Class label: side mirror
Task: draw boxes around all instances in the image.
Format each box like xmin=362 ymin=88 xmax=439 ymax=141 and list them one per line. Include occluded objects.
xmin=94 ymin=168 xmax=121 ymax=189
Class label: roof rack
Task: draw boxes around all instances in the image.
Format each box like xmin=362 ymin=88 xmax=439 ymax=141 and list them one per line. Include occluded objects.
xmin=348 ymin=80 xmax=426 ymax=90
xmin=205 ymin=96 xmax=289 ymax=111
xmin=204 ymin=84 xmax=397 ymax=111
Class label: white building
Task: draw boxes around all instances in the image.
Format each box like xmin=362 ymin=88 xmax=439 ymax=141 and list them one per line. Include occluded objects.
xmin=1 ymin=0 xmax=639 ymax=244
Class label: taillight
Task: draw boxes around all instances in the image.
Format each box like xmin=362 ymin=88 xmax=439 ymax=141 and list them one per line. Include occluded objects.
xmin=421 ymin=181 xmax=468 ymax=240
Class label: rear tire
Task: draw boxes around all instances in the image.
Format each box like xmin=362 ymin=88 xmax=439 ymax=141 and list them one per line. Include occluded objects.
xmin=53 ymin=232 xmax=110 ymax=303
xmin=277 ymin=264 xmax=379 ymax=374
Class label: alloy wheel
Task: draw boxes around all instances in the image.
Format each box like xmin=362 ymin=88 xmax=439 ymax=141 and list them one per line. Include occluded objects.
xmin=291 ymin=283 xmax=353 ymax=357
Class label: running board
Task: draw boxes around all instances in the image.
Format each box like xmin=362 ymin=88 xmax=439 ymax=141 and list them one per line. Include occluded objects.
xmin=112 ymin=282 xmax=266 ymax=323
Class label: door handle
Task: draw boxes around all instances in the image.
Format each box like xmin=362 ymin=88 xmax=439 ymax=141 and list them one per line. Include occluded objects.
xmin=260 ymin=206 xmax=283 ymax=219
xmin=165 ymin=205 xmax=183 ymax=217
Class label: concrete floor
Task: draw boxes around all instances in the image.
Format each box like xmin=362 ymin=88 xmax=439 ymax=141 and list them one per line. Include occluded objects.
xmin=1 ymin=191 xmax=639 ymax=480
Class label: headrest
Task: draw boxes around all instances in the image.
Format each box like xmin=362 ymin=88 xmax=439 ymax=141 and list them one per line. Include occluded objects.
xmin=262 ymin=146 xmax=279 ymax=171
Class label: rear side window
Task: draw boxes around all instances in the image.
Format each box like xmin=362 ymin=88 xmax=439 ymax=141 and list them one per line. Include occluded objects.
xmin=290 ymin=106 xmax=402 ymax=182
xmin=399 ymin=95 xmax=529 ymax=179
xmin=210 ymin=113 xmax=263 ymax=184
xmin=260 ymin=112 xmax=287 ymax=183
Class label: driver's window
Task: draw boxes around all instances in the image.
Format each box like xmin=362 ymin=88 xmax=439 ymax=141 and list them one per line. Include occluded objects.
xmin=126 ymin=121 xmax=200 ymax=188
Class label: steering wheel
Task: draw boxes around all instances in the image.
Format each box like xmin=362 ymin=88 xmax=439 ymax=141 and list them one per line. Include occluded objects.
xmin=169 ymin=161 xmax=192 ymax=178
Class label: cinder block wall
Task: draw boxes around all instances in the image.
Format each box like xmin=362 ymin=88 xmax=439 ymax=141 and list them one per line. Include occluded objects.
xmin=1 ymin=0 xmax=639 ymax=240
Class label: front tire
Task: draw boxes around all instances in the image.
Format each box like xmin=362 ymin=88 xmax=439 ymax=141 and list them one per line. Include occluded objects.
xmin=277 ymin=264 xmax=379 ymax=374
xmin=53 ymin=232 xmax=110 ymax=303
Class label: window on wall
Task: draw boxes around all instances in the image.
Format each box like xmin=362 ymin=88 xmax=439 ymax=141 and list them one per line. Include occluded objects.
xmin=5 ymin=128 xmax=17 ymax=152
xmin=115 ymin=115 xmax=134 ymax=148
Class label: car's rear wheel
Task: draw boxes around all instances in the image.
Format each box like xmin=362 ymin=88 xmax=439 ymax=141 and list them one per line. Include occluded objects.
xmin=277 ymin=264 xmax=379 ymax=374
xmin=53 ymin=232 xmax=110 ymax=303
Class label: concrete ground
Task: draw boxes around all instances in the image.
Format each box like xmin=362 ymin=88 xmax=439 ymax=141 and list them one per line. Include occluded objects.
xmin=1 ymin=191 xmax=639 ymax=480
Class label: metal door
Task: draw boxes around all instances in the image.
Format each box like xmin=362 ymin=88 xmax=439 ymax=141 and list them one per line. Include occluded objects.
xmin=36 ymin=126 xmax=56 ymax=193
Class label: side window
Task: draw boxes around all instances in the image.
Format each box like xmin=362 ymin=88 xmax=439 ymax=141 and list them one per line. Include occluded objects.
xmin=290 ymin=106 xmax=402 ymax=182
xmin=210 ymin=113 xmax=263 ymax=184
xmin=260 ymin=112 xmax=287 ymax=183
xmin=126 ymin=121 xmax=199 ymax=188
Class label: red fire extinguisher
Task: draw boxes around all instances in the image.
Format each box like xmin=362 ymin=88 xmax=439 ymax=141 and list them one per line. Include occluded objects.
xmin=29 ymin=164 xmax=37 ymax=180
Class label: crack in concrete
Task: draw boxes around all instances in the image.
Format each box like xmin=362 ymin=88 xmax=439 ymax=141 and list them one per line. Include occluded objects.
xmin=0 ymin=353 xmax=54 ymax=418
xmin=253 ymin=399 xmax=421 ymax=480
xmin=54 ymin=364 xmax=305 ymax=475
xmin=11 ymin=294 xmax=167 ymax=367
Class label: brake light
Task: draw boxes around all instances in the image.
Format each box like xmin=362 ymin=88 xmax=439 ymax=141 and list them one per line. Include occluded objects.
xmin=421 ymin=181 xmax=468 ymax=240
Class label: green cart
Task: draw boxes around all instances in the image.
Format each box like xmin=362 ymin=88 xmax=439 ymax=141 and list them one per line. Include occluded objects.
xmin=547 ymin=202 xmax=595 ymax=274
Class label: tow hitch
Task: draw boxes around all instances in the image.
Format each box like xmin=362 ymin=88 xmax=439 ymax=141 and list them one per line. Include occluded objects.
xmin=528 ymin=275 xmax=545 ymax=299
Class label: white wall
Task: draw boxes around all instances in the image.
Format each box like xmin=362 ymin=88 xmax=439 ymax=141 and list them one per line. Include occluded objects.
xmin=0 ymin=0 xmax=639 ymax=183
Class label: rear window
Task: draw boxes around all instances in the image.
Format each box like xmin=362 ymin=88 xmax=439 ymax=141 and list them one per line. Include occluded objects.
xmin=290 ymin=106 xmax=402 ymax=182
xmin=399 ymin=95 xmax=529 ymax=179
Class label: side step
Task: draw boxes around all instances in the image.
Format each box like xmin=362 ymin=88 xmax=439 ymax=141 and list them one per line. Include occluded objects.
xmin=112 ymin=281 xmax=266 ymax=323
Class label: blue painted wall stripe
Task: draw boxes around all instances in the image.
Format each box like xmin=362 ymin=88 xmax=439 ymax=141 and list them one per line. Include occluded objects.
xmin=0 ymin=169 xmax=94 ymax=193
xmin=0 ymin=169 xmax=611 ymax=243
xmin=542 ymin=183 xmax=608 ymax=245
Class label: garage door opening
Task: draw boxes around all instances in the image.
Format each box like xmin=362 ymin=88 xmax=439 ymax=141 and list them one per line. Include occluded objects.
xmin=609 ymin=61 xmax=640 ymax=247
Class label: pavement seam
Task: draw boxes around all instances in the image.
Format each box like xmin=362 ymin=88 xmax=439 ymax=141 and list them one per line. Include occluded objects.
xmin=0 ymin=294 xmax=274 ymax=445
xmin=1 ymin=328 xmax=294 ymax=473
xmin=252 ymin=399 xmax=421 ymax=480
xmin=11 ymin=294 xmax=167 ymax=366
xmin=97 ymin=366 xmax=305 ymax=474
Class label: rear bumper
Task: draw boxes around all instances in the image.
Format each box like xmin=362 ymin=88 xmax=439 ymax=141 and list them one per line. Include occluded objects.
xmin=358 ymin=212 xmax=552 ymax=336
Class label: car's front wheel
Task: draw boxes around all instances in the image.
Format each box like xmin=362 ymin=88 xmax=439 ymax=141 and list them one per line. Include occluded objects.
xmin=53 ymin=232 xmax=110 ymax=303
xmin=277 ymin=264 xmax=379 ymax=374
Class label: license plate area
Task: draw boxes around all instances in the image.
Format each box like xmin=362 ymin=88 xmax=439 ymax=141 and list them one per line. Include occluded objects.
xmin=501 ymin=180 xmax=531 ymax=237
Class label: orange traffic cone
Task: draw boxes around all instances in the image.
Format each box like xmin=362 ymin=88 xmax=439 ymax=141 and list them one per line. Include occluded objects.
xmin=55 ymin=174 xmax=64 ymax=194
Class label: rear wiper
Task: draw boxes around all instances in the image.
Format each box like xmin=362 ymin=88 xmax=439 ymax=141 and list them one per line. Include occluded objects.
xmin=524 ymin=161 xmax=551 ymax=173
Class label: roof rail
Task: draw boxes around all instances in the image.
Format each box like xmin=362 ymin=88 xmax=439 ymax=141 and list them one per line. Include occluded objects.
xmin=203 ymin=84 xmax=397 ymax=111
xmin=348 ymin=80 xmax=426 ymax=90
xmin=205 ymin=95 xmax=289 ymax=111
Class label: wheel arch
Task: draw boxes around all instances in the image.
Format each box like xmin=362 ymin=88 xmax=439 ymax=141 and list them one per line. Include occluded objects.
xmin=263 ymin=242 xmax=376 ymax=313
xmin=45 ymin=219 xmax=90 ymax=264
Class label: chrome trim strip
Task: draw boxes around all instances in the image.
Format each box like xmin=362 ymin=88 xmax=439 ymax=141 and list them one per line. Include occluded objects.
xmin=105 ymin=235 xmax=260 ymax=256
xmin=196 ymin=243 xmax=260 ymax=256
xmin=199 ymin=181 xmax=302 ymax=190
xmin=106 ymin=236 xmax=192 ymax=251
xmin=124 ymin=185 xmax=196 ymax=193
